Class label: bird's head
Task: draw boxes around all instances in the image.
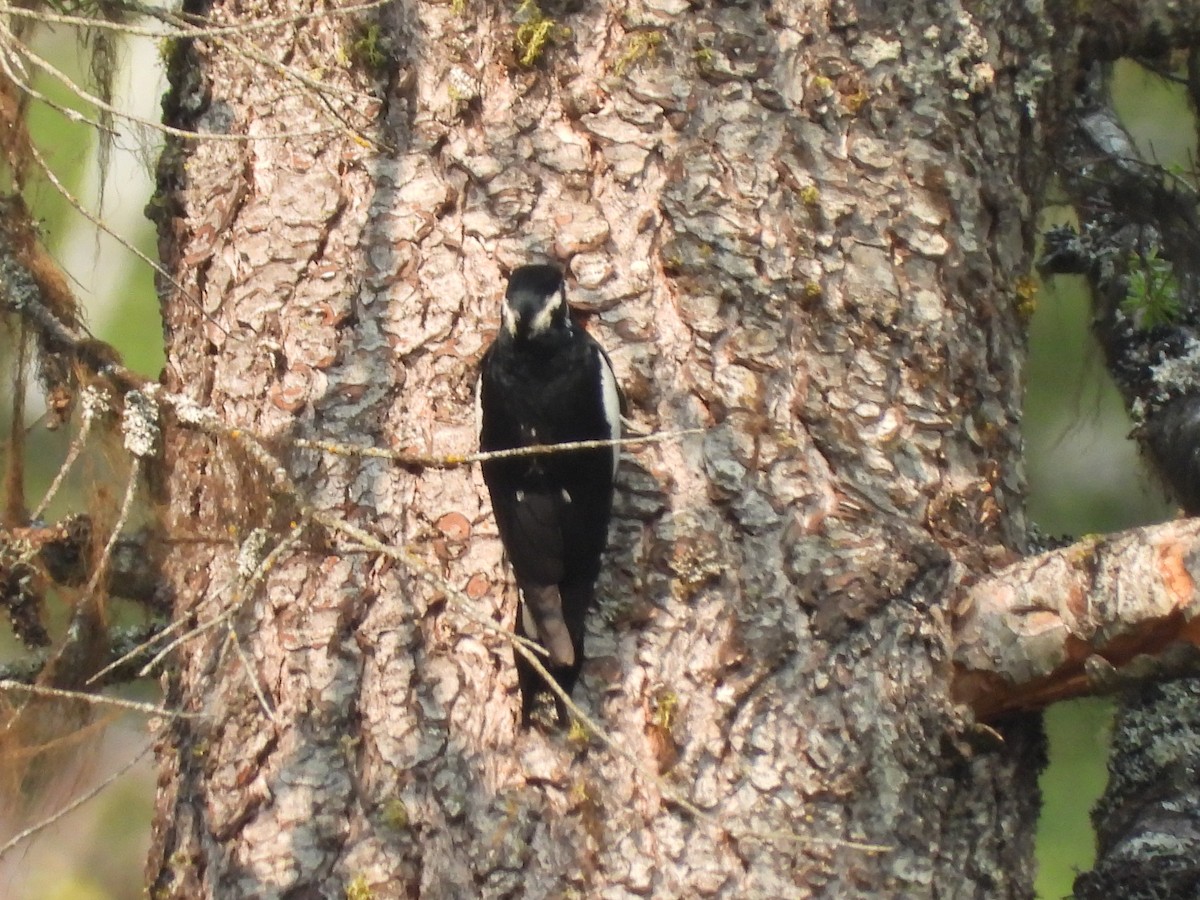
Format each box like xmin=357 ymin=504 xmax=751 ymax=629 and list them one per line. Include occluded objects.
xmin=501 ymin=264 xmax=571 ymax=344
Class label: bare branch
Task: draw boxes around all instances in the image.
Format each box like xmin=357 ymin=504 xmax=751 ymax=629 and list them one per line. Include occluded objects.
xmin=31 ymin=388 xmax=107 ymax=520
xmin=0 ymin=681 xmax=201 ymax=720
xmin=308 ymin=509 xmax=532 ymax=651
xmin=84 ymin=457 xmax=143 ymax=599
xmin=0 ymin=218 xmax=146 ymax=395
xmin=224 ymin=628 xmax=277 ymax=722
xmin=953 ymin=518 xmax=1200 ymax=718
xmin=294 ymin=429 xmax=707 ymax=468
xmin=2 ymin=516 xmax=161 ymax=607
xmin=0 ymin=621 xmax=167 ymax=685
xmin=0 ymin=27 xmax=354 ymax=144
xmin=113 ymin=523 xmax=307 ymax=682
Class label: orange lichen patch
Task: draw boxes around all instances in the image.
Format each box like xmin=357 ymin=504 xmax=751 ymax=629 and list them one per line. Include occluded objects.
xmin=269 ymin=367 xmax=312 ymax=411
xmin=465 ymin=574 xmax=490 ymax=600
xmin=1063 ymin=579 xmax=1088 ymax=620
xmin=1156 ymin=540 xmax=1195 ymax=605
xmin=313 ymin=348 xmax=339 ymax=369
xmin=436 ymin=512 xmax=471 ymax=543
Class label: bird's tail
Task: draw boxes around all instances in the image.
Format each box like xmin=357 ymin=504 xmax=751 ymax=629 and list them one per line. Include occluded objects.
xmin=518 ymin=583 xmax=576 ymax=668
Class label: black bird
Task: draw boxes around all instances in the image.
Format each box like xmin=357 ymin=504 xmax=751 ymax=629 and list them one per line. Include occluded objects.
xmin=478 ymin=264 xmax=621 ymax=726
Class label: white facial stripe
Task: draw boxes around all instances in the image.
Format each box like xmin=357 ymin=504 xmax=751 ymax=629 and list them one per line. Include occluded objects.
xmin=528 ymin=285 xmax=565 ymax=336
xmin=501 ymin=298 xmax=517 ymax=336
xmin=598 ymin=350 xmax=621 ymax=476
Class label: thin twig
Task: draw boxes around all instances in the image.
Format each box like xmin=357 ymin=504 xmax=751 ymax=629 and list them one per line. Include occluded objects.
xmin=31 ymin=390 xmax=103 ymax=521
xmin=83 ymin=457 xmax=141 ymax=599
xmin=0 ymin=0 xmax=394 ymax=41
xmin=0 ymin=743 xmax=151 ymax=860
xmin=214 ymin=31 xmax=377 ymax=103
xmin=119 ymin=523 xmax=304 ymax=681
xmin=0 ymin=49 xmax=117 ymax=136
xmin=226 ymin=628 xmax=277 ymax=722
xmin=20 ymin=130 xmax=217 ymax=334
xmin=294 ymin=429 xmax=707 ymax=468
xmin=308 ymin=509 xmax=548 ymax=656
xmin=2 ymin=31 xmax=350 ymax=144
xmin=0 ymin=681 xmax=202 ymax=719
xmin=162 ymin=393 xmax=295 ymax=492
xmin=86 ymin=616 xmax=176 ymax=685
xmin=6 ymin=462 xmax=150 ymax=726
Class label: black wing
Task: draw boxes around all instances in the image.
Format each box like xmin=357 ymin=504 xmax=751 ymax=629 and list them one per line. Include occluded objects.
xmin=479 ymin=340 xmax=617 ymax=586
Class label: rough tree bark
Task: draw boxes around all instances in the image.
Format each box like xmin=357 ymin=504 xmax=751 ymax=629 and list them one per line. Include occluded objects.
xmin=125 ymin=0 xmax=1200 ymax=897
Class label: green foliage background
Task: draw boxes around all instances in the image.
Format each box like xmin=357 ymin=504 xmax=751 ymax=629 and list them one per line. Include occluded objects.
xmin=2 ymin=28 xmax=160 ymax=900
xmin=1028 ymin=59 xmax=1197 ymax=898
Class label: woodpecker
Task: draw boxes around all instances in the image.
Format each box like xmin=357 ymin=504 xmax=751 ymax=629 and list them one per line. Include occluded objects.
xmin=478 ymin=264 xmax=621 ymax=726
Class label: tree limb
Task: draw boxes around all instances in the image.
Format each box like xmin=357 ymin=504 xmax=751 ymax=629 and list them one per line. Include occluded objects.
xmin=954 ymin=519 xmax=1200 ymax=719
xmin=0 ymin=193 xmax=145 ymax=430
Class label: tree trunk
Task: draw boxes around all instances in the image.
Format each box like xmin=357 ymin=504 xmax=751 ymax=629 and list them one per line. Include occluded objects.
xmin=140 ymin=1 xmax=1194 ymax=896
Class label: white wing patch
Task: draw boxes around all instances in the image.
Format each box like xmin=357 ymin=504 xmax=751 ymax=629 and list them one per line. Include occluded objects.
xmin=598 ymin=349 xmax=621 ymax=477
xmin=474 ymin=372 xmax=484 ymax=437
